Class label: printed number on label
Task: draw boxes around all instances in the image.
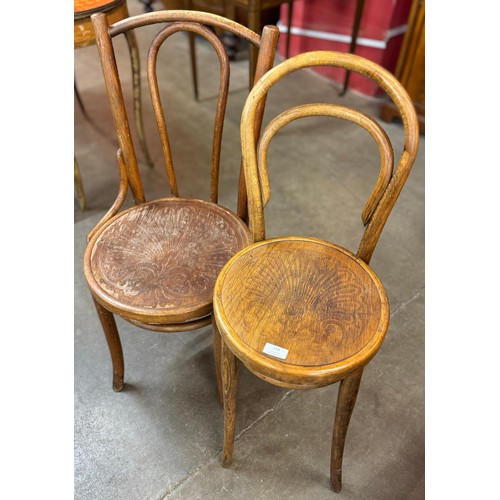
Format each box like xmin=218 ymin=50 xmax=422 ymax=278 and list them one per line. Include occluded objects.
xmin=263 ymin=342 xmax=289 ymax=360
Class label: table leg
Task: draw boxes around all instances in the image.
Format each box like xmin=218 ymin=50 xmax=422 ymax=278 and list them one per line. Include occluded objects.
xmin=74 ymin=157 xmax=86 ymax=210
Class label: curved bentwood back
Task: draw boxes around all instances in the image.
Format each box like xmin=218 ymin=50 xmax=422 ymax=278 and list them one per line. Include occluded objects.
xmin=91 ymin=11 xmax=279 ymax=208
xmin=241 ymin=51 xmax=419 ymax=264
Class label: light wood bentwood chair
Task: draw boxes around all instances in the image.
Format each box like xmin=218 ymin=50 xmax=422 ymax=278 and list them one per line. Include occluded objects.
xmin=213 ymin=51 xmax=419 ymax=492
xmin=83 ymin=10 xmax=279 ymax=392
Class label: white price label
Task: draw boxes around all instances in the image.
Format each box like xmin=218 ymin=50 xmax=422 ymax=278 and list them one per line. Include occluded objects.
xmin=262 ymin=342 xmax=289 ymax=360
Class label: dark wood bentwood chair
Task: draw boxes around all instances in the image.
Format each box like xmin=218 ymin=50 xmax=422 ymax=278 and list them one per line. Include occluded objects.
xmin=213 ymin=51 xmax=419 ymax=492
xmin=83 ymin=10 xmax=279 ymax=392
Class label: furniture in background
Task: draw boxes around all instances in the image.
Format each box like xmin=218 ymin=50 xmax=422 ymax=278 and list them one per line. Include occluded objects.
xmin=74 ymin=0 xmax=154 ymax=209
xmin=139 ymin=0 xmax=155 ymax=10
xmin=160 ymin=0 xmax=293 ymax=92
xmin=380 ymin=0 xmax=424 ymax=132
xmin=74 ymin=157 xmax=86 ymax=210
xmin=280 ymin=0 xmax=414 ymax=96
xmin=223 ymin=0 xmax=294 ymax=86
xmin=213 ymin=50 xmax=419 ymax=492
xmin=83 ymin=10 xmax=279 ymax=392
xmin=338 ymin=0 xmax=365 ymax=95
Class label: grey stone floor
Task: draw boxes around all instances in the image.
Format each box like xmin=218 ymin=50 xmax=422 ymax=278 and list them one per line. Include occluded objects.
xmin=74 ymin=2 xmax=424 ymax=498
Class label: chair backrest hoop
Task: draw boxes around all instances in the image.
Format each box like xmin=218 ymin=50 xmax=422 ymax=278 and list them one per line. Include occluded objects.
xmin=240 ymin=50 xmax=419 ymax=263
xmin=91 ymin=10 xmax=279 ymax=207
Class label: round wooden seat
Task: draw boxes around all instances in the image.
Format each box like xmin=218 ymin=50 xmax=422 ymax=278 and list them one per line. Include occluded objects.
xmin=214 ymin=236 xmax=389 ymax=388
xmin=84 ymin=198 xmax=253 ymax=326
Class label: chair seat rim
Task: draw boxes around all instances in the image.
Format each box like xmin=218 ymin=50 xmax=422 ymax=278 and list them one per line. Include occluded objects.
xmin=84 ymin=197 xmax=252 ymax=324
xmin=213 ymin=235 xmax=390 ymax=386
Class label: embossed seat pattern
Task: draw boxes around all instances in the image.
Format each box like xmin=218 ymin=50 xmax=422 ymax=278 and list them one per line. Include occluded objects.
xmin=87 ymin=198 xmax=252 ymax=321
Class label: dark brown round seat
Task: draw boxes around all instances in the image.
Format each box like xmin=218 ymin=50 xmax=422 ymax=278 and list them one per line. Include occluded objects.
xmin=85 ymin=198 xmax=252 ymax=327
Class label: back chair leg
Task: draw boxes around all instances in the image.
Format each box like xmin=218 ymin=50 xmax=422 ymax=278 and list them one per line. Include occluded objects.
xmin=221 ymin=341 xmax=239 ymax=467
xmin=285 ymin=0 xmax=293 ymax=59
xmin=247 ymin=5 xmax=260 ymax=88
xmin=124 ymin=29 xmax=154 ymax=168
xmin=212 ymin=316 xmax=223 ymax=406
xmin=92 ymin=297 xmax=124 ymax=392
xmin=330 ymin=367 xmax=364 ymax=492
xmin=188 ymin=32 xmax=199 ymax=100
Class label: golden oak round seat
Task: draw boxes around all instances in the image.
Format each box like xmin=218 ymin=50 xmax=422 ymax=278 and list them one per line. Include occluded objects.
xmin=214 ymin=236 xmax=389 ymax=388
xmin=85 ymin=198 xmax=252 ymax=326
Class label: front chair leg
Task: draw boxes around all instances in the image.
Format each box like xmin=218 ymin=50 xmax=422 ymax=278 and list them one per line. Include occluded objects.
xmin=330 ymin=367 xmax=364 ymax=492
xmin=221 ymin=341 xmax=238 ymax=467
xmin=212 ymin=316 xmax=223 ymax=406
xmin=92 ymin=297 xmax=124 ymax=392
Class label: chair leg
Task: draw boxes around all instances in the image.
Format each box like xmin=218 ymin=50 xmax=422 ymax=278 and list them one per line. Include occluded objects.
xmin=212 ymin=316 xmax=223 ymax=406
xmin=247 ymin=1 xmax=261 ymax=88
xmin=221 ymin=341 xmax=238 ymax=467
xmin=92 ymin=297 xmax=124 ymax=392
xmin=74 ymin=79 xmax=90 ymax=121
xmin=184 ymin=0 xmax=199 ymax=100
xmin=124 ymin=29 xmax=154 ymax=168
xmin=285 ymin=0 xmax=294 ymax=59
xmin=339 ymin=0 xmax=365 ymax=96
xmin=330 ymin=367 xmax=364 ymax=492
xmin=188 ymin=32 xmax=199 ymax=101
xmin=74 ymin=157 xmax=86 ymax=211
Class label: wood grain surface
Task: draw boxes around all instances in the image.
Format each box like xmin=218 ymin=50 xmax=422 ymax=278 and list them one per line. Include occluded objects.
xmin=74 ymin=0 xmax=122 ymax=16
xmin=214 ymin=236 xmax=389 ymax=387
xmin=74 ymin=0 xmax=127 ymax=48
xmin=86 ymin=198 xmax=252 ymax=324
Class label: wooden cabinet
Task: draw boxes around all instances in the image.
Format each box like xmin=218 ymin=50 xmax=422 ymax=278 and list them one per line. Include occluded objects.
xmin=380 ymin=0 xmax=425 ymax=133
xmin=159 ymin=0 xmax=280 ymax=27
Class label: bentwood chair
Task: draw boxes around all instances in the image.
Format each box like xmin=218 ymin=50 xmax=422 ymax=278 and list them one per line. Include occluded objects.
xmin=74 ymin=0 xmax=154 ymax=209
xmin=212 ymin=51 xmax=419 ymax=492
xmin=83 ymin=10 xmax=279 ymax=392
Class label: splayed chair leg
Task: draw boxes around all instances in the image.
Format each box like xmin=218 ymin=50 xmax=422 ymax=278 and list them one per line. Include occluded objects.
xmin=221 ymin=341 xmax=238 ymax=467
xmin=212 ymin=316 xmax=223 ymax=406
xmin=330 ymin=367 xmax=364 ymax=492
xmin=92 ymin=297 xmax=124 ymax=392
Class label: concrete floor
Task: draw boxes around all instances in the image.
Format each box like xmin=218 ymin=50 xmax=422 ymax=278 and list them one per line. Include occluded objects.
xmin=74 ymin=2 xmax=424 ymax=498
